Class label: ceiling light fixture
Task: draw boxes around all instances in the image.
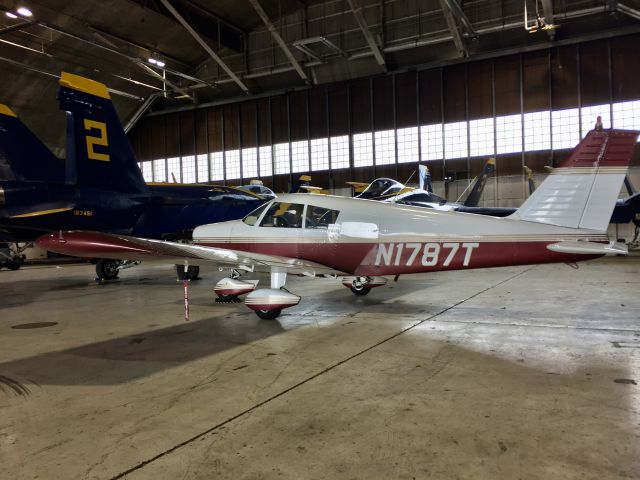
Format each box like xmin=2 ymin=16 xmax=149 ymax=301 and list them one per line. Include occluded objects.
xmin=16 ymin=7 xmax=32 ymax=17
xmin=155 ymin=60 xmax=165 ymax=68
xmin=5 ymin=11 xmax=18 ymax=18
xmin=148 ymin=58 xmax=158 ymax=65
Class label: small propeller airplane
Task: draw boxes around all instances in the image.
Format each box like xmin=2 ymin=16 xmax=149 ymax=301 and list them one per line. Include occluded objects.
xmin=0 ymin=73 xmax=267 ymax=279
xmin=37 ymin=122 xmax=638 ymax=320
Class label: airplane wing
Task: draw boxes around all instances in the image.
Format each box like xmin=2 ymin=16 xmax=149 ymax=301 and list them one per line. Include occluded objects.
xmin=35 ymin=231 xmax=338 ymax=274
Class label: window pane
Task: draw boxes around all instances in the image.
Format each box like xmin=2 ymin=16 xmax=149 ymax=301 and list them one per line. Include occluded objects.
xmin=242 ymin=147 xmax=258 ymax=179
xmin=495 ymin=115 xmax=522 ymax=154
xmin=374 ymin=129 xmax=396 ymax=165
xmin=225 ymin=150 xmax=241 ymax=180
xmin=259 ymin=146 xmax=273 ymax=177
xmin=524 ymin=111 xmax=550 ymax=152
xmin=330 ymin=135 xmax=349 ymax=169
xmin=444 ymin=121 xmax=468 ymax=159
xmin=197 ymin=154 xmax=208 ymax=182
xmin=274 ymin=143 xmax=290 ymax=174
xmin=182 ymin=155 xmax=196 ymax=183
xmin=291 ymin=140 xmax=310 ymax=173
xmin=210 ymin=152 xmax=224 ymax=181
xmin=613 ymin=100 xmax=640 ymax=131
xmin=353 ymin=132 xmax=373 ymax=167
xmin=153 ymin=159 xmax=166 ymax=182
xmin=551 ymin=108 xmax=580 ymax=149
xmin=310 ymin=138 xmax=329 ymax=171
xmin=469 ymin=119 xmax=494 ymax=157
xmin=141 ymin=161 xmax=153 ymax=182
xmin=397 ymin=127 xmax=418 ymax=164
xmin=420 ymin=124 xmax=443 ymax=161
xmin=167 ymin=157 xmax=181 ymax=183
xmin=305 ymin=205 xmax=339 ymax=229
xmin=581 ymin=104 xmax=610 ymax=136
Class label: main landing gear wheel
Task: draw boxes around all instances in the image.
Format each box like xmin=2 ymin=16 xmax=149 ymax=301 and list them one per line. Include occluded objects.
xmin=255 ymin=308 xmax=282 ymax=320
xmin=350 ymin=284 xmax=371 ymax=296
xmin=176 ymin=265 xmax=200 ymax=280
xmin=6 ymin=260 xmax=21 ymax=271
xmin=96 ymin=259 xmax=120 ymax=280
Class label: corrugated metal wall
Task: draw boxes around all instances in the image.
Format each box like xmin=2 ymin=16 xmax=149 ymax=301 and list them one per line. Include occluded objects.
xmin=128 ymin=34 xmax=640 ymax=192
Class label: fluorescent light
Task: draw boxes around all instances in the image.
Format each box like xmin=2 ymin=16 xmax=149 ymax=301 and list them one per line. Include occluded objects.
xmin=5 ymin=11 xmax=18 ymax=18
xmin=156 ymin=60 xmax=165 ymax=68
xmin=148 ymin=58 xmax=157 ymax=64
xmin=16 ymin=7 xmax=32 ymax=17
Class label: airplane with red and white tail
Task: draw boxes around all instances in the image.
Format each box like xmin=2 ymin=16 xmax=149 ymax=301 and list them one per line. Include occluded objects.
xmin=37 ymin=124 xmax=639 ymax=319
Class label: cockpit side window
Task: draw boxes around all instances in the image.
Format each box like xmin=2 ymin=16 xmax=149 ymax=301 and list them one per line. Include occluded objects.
xmin=305 ymin=205 xmax=340 ymax=229
xmin=259 ymin=202 xmax=305 ymax=228
xmin=242 ymin=203 xmax=270 ymax=226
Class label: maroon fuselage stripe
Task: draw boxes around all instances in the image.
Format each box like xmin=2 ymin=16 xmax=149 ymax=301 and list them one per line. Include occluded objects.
xmin=198 ymin=241 xmax=601 ymax=276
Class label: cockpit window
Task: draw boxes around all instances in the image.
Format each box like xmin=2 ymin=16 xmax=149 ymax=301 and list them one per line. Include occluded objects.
xmin=305 ymin=205 xmax=339 ymax=229
xmin=242 ymin=203 xmax=270 ymax=226
xmin=260 ymin=202 xmax=305 ymax=228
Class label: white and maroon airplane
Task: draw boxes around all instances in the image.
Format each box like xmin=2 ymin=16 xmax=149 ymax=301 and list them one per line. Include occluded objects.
xmin=37 ymin=125 xmax=639 ymax=319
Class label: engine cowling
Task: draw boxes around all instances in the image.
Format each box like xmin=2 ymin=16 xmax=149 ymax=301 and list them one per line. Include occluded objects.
xmin=244 ymin=289 xmax=300 ymax=311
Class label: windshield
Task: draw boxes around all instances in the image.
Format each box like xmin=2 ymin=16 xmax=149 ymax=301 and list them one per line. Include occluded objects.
xmin=242 ymin=203 xmax=270 ymax=226
xmin=359 ymin=178 xmax=403 ymax=198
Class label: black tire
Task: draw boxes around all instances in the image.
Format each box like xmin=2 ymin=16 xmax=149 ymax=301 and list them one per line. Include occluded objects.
xmin=96 ymin=259 xmax=120 ymax=280
xmin=6 ymin=260 xmax=21 ymax=271
xmin=176 ymin=265 xmax=200 ymax=280
xmin=350 ymin=285 xmax=371 ymax=296
xmin=255 ymin=308 xmax=282 ymax=320
xmin=185 ymin=265 xmax=200 ymax=280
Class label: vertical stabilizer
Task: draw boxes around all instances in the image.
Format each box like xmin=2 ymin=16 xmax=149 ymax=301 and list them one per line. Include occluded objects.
xmin=509 ymin=127 xmax=639 ymax=231
xmin=0 ymin=104 xmax=64 ymax=182
xmin=57 ymin=72 xmax=148 ymax=194
xmin=463 ymin=157 xmax=495 ymax=207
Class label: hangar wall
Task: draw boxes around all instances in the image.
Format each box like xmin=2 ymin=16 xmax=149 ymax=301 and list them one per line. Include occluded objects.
xmin=129 ymin=33 xmax=640 ymax=204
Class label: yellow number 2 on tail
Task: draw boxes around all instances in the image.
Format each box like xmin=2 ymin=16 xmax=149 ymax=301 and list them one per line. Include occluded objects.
xmin=84 ymin=119 xmax=110 ymax=162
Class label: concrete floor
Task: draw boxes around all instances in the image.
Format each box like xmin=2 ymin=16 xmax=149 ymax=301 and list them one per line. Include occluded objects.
xmin=0 ymin=256 xmax=638 ymax=480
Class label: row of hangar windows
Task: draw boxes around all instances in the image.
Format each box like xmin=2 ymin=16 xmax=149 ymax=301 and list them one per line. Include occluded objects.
xmin=138 ymin=99 xmax=640 ymax=184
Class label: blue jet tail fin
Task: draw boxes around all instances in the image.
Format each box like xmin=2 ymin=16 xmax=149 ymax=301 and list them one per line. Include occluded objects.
xmin=0 ymin=104 xmax=65 ymax=182
xmin=462 ymin=157 xmax=495 ymax=207
xmin=57 ymin=72 xmax=148 ymax=194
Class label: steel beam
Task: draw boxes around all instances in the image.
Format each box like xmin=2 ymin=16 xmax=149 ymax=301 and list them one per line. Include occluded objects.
xmin=37 ymin=21 xmax=196 ymax=101
xmin=158 ymin=0 xmax=249 ymax=93
xmin=618 ymin=3 xmax=640 ymax=21
xmin=248 ymin=0 xmax=308 ymax=83
xmin=439 ymin=0 xmax=467 ymax=57
xmin=540 ymin=0 xmax=556 ymax=39
xmin=345 ymin=0 xmax=386 ymax=68
xmin=442 ymin=0 xmax=476 ymax=37
xmin=124 ymin=93 xmax=163 ymax=133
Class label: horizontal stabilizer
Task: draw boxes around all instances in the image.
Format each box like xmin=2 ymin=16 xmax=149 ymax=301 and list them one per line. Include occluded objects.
xmin=546 ymin=241 xmax=628 ymax=255
xmin=510 ymin=128 xmax=639 ymax=231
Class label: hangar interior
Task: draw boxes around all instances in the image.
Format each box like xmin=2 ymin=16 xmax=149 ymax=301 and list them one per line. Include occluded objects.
xmin=1 ymin=1 xmax=640 ymax=479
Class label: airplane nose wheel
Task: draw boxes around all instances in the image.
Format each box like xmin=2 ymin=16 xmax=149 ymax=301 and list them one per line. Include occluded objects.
xmin=350 ymin=277 xmax=371 ymax=296
xmin=350 ymin=284 xmax=371 ymax=296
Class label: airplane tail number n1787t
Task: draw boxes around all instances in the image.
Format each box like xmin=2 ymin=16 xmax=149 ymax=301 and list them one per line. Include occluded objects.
xmin=37 ymin=124 xmax=639 ymax=319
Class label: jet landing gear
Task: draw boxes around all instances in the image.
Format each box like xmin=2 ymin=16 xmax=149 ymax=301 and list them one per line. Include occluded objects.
xmin=175 ymin=264 xmax=200 ymax=281
xmin=95 ymin=259 xmax=139 ymax=281
xmin=341 ymin=276 xmax=388 ymax=296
